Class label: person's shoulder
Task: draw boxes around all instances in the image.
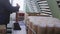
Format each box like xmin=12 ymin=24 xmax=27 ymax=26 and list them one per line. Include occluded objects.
xmin=0 ymin=0 xmax=9 ymax=2
xmin=0 ymin=0 xmax=9 ymax=4
xmin=0 ymin=0 xmax=6 ymax=3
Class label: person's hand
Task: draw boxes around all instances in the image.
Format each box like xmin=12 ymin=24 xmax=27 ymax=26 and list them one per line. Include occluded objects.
xmin=16 ymin=4 xmax=20 ymax=8
xmin=17 ymin=4 xmax=20 ymax=8
xmin=12 ymin=4 xmax=20 ymax=13
xmin=15 ymin=4 xmax=20 ymax=12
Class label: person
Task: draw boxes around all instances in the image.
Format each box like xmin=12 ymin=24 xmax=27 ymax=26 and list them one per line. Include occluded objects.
xmin=0 ymin=0 xmax=20 ymax=34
